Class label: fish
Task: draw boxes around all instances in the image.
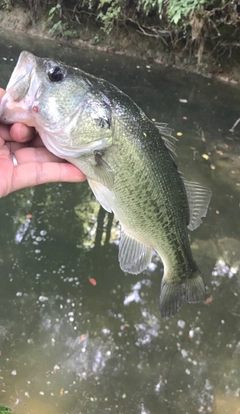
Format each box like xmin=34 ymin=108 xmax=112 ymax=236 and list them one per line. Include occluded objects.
xmin=0 ymin=51 xmax=212 ymax=318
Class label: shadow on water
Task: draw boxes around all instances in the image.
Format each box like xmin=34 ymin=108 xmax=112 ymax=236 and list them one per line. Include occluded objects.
xmin=0 ymin=30 xmax=240 ymax=414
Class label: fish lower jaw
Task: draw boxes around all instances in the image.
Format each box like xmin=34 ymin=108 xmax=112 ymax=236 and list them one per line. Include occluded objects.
xmin=0 ymin=94 xmax=33 ymax=124
xmin=0 ymin=106 xmax=32 ymax=124
xmin=38 ymin=128 xmax=81 ymax=160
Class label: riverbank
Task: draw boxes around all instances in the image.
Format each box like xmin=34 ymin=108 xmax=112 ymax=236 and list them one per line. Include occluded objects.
xmin=0 ymin=5 xmax=240 ymax=85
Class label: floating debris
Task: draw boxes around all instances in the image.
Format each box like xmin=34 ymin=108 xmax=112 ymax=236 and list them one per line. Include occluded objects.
xmin=189 ymin=329 xmax=194 ymax=338
xmin=204 ymin=297 xmax=213 ymax=305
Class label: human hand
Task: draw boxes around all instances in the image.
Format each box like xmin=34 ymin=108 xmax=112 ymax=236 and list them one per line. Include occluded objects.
xmin=0 ymin=88 xmax=86 ymax=198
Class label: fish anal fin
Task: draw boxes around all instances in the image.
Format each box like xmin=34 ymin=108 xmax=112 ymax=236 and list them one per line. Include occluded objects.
xmin=159 ymin=272 xmax=205 ymax=318
xmin=183 ymin=178 xmax=212 ymax=231
xmin=119 ymin=230 xmax=152 ymax=274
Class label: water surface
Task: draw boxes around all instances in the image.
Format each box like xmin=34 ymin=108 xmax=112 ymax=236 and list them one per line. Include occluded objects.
xmin=0 ymin=30 xmax=240 ymax=414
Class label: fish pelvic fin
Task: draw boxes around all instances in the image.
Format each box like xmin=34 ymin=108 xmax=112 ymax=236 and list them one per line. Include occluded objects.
xmin=159 ymin=271 xmax=205 ymax=318
xmin=119 ymin=230 xmax=153 ymax=274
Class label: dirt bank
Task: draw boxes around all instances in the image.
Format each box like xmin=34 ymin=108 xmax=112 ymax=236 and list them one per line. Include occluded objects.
xmin=0 ymin=5 xmax=239 ymax=86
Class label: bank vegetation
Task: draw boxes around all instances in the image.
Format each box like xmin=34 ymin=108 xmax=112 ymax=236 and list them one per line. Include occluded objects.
xmin=0 ymin=1 xmax=240 ymax=78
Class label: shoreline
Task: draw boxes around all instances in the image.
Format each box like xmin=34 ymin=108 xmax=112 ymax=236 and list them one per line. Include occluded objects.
xmin=0 ymin=6 xmax=239 ymax=87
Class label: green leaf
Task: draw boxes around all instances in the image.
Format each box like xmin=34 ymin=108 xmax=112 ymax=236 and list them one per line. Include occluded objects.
xmin=171 ymin=9 xmax=182 ymax=25
xmin=0 ymin=405 xmax=12 ymax=414
xmin=49 ymin=6 xmax=57 ymax=16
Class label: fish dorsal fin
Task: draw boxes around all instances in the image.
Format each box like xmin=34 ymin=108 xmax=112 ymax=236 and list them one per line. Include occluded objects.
xmin=119 ymin=230 xmax=152 ymax=274
xmin=155 ymin=122 xmax=178 ymax=163
xmin=88 ymin=178 xmax=114 ymax=213
xmin=182 ymin=178 xmax=212 ymax=231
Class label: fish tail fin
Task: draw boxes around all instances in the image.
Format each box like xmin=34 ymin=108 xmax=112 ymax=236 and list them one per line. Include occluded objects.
xmin=159 ymin=271 xmax=205 ymax=318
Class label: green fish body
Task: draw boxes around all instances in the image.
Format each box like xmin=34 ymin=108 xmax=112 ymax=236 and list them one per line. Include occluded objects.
xmin=0 ymin=52 xmax=212 ymax=317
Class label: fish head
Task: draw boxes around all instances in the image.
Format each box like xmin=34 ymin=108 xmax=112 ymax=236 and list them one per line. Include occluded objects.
xmin=0 ymin=51 xmax=85 ymax=132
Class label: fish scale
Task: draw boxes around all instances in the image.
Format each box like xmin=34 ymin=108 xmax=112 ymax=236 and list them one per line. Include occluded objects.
xmin=107 ymin=113 xmax=193 ymax=268
xmin=0 ymin=51 xmax=212 ymax=318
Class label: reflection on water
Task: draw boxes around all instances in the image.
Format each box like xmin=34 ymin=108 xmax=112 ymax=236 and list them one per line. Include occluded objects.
xmin=0 ymin=30 xmax=240 ymax=414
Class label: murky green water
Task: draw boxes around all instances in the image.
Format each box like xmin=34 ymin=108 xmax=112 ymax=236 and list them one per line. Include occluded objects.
xmin=0 ymin=30 xmax=240 ymax=414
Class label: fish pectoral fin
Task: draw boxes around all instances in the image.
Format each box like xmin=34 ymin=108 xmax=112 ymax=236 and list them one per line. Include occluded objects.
xmin=119 ymin=230 xmax=152 ymax=274
xmin=183 ymin=178 xmax=212 ymax=231
xmin=88 ymin=178 xmax=115 ymax=213
xmin=93 ymin=151 xmax=114 ymax=189
xmin=159 ymin=272 xmax=205 ymax=318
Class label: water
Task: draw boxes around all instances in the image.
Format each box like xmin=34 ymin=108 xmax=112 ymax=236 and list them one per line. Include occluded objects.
xmin=0 ymin=30 xmax=240 ymax=414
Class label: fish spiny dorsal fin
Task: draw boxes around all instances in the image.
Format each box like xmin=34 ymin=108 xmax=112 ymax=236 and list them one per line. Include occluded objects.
xmin=155 ymin=122 xmax=178 ymax=164
xmin=182 ymin=178 xmax=212 ymax=231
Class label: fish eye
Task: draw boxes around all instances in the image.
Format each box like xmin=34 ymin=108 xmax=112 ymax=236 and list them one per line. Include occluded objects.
xmin=47 ymin=66 xmax=65 ymax=82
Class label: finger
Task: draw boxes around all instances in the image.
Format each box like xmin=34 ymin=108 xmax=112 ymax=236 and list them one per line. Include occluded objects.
xmin=15 ymin=146 xmax=64 ymax=164
xmin=0 ymin=123 xmax=12 ymax=141
xmin=0 ymin=88 xmax=5 ymax=99
xmin=10 ymin=123 xmax=36 ymax=143
xmin=11 ymin=162 xmax=86 ymax=192
xmin=9 ymin=132 xmax=45 ymax=148
xmin=0 ymin=90 xmax=13 ymax=141
xmin=29 ymin=134 xmax=46 ymax=148
xmin=0 ymin=88 xmax=36 ymax=143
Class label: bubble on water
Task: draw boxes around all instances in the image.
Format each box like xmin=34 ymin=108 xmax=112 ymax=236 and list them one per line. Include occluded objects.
xmin=148 ymin=262 xmax=157 ymax=271
xmin=181 ymin=349 xmax=188 ymax=358
xmin=102 ymin=328 xmax=110 ymax=335
xmin=11 ymin=370 xmax=17 ymax=376
xmin=177 ymin=320 xmax=185 ymax=329
xmin=39 ymin=296 xmax=48 ymax=302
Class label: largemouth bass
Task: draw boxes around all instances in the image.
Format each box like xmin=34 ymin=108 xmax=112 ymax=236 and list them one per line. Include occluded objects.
xmin=0 ymin=51 xmax=212 ymax=318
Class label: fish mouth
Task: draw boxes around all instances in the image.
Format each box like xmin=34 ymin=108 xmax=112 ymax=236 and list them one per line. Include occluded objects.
xmin=6 ymin=70 xmax=32 ymax=103
xmin=6 ymin=51 xmax=36 ymax=101
xmin=0 ymin=51 xmax=40 ymax=124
